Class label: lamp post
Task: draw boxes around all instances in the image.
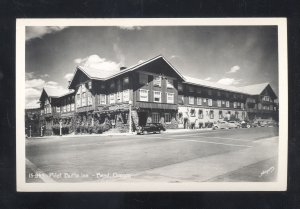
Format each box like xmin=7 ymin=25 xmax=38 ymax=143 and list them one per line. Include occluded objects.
xmin=29 ymin=125 xmax=31 ymax=138
xmin=128 ymin=100 xmax=132 ymax=133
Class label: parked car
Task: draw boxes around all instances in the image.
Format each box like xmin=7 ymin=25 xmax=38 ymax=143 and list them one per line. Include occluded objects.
xmin=266 ymin=121 xmax=279 ymax=127
xmin=240 ymin=120 xmax=251 ymax=128
xmin=213 ymin=121 xmax=235 ymax=130
xmin=137 ymin=123 xmax=166 ymax=135
xmin=228 ymin=121 xmax=241 ymax=128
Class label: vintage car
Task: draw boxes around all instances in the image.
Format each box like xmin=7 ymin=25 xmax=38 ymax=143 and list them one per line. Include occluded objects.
xmin=213 ymin=121 xmax=240 ymax=130
xmin=240 ymin=120 xmax=251 ymax=128
xmin=137 ymin=123 xmax=166 ymax=135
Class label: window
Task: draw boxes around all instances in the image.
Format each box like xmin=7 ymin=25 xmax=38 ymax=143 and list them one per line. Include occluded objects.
xmin=274 ymin=106 xmax=277 ymax=111
xmin=190 ymin=109 xmax=196 ymax=117
xmin=152 ymin=112 xmax=160 ymax=123
xmin=203 ymin=98 xmax=207 ymax=103
xmin=110 ymin=81 xmax=115 ymax=90
xmin=178 ymin=83 xmax=183 ymax=92
xmin=67 ymin=104 xmax=70 ymax=112
xmin=71 ymin=104 xmax=75 ymax=111
xmin=82 ymin=92 xmax=86 ymax=106
xmin=270 ymin=105 xmax=273 ymax=110
xmin=263 ymin=96 xmax=270 ymax=101
xmin=258 ymin=103 xmax=262 ymax=110
xmin=76 ymin=94 xmax=81 ymax=107
xmin=196 ymin=87 xmax=202 ymax=94
xmin=63 ymin=105 xmax=66 ymax=112
xmin=139 ymin=73 xmax=148 ymax=85
xmin=235 ymin=111 xmax=239 ymax=118
xmin=188 ymin=86 xmax=194 ymax=92
xmin=117 ymin=92 xmax=122 ymax=103
xmin=241 ymin=103 xmax=244 ymax=109
xmin=81 ymin=84 xmax=86 ymax=92
xmin=88 ymin=81 xmax=92 ymax=89
xmin=41 ymin=109 xmax=44 ymax=115
xmin=242 ymin=112 xmax=245 ymax=119
xmin=153 ymin=91 xmax=161 ymax=103
xmin=153 ymin=76 xmax=161 ymax=87
xmin=217 ymin=100 xmax=221 ymax=107
xmin=198 ymin=109 xmax=203 ymax=119
xmin=100 ymin=94 xmax=106 ymax=105
xmin=87 ymin=92 xmax=92 ymax=105
xmin=166 ymin=93 xmax=174 ymax=104
xmin=209 ymin=110 xmax=214 ymax=119
xmin=208 ymin=90 xmax=212 ymax=96
xmin=166 ymin=79 xmax=174 ymax=88
xmin=217 ymin=91 xmax=221 ymax=97
xmin=197 ymin=97 xmax=202 ymax=105
xmin=208 ymin=99 xmax=212 ymax=106
xmin=189 ymin=96 xmax=194 ymax=105
xmin=178 ymin=95 xmax=184 ymax=104
xmin=222 ymin=100 xmax=225 ymax=105
xmin=233 ymin=102 xmax=237 ymax=108
xmin=226 ymin=101 xmax=230 ymax=107
xmin=110 ymin=94 xmax=115 ymax=104
xmin=219 ymin=110 xmax=223 ymax=119
xmin=56 ymin=107 xmax=60 ymax=113
xmin=139 ymin=89 xmax=148 ymax=102
xmin=123 ymin=90 xmax=129 ymax=102
xmin=165 ymin=113 xmax=171 ymax=123
xmin=44 ymin=107 xmax=47 ymax=114
xmin=123 ymin=77 xmax=129 ymax=89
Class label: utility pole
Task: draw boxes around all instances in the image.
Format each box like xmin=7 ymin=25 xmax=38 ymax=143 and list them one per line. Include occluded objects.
xmin=29 ymin=125 xmax=31 ymax=138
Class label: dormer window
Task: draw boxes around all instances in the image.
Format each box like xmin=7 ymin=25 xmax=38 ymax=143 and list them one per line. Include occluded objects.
xmin=88 ymin=81 xmax=92 ymax=89
xmin=139 ymin=73 xmax=148 ymax=85
xmin=153 ymin=76 xmax=161 ymax=87
xmin=166 ymin=78 xmax=174 ymax=89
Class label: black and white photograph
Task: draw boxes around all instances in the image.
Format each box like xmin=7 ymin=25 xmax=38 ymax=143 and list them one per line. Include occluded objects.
xmin=16 ymin=18 xmax=288 ymax=191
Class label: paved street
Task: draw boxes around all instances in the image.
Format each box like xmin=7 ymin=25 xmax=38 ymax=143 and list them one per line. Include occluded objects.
xmin=26 ymin=127 xmax=278 ymax=183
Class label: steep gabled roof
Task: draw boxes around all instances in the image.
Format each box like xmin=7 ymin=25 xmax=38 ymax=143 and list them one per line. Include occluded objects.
xmin=238 ymin=83 xmax=270 ymax=95
xmin=39 ymin=87 xmax=74 ymax=102
xmin=69 ymin=55 xmax=185 ymax=88
xmin=183 ymin=75 xmax=243 ymax=94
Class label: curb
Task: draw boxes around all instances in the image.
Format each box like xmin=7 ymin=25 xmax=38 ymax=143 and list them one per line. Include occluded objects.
xmin=27 ymin=128 xmax=214 ymax=139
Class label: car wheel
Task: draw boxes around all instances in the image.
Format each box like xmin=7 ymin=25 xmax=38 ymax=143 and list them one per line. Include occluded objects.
xmin=247 ymin=124 xmax=251 ymax=128
xmin=143 ymin=130 xmax=148 ymax=135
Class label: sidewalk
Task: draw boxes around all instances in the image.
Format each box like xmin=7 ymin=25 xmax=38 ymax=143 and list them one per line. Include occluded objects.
xmin=27 ymin=128 xmax=214 ymax=139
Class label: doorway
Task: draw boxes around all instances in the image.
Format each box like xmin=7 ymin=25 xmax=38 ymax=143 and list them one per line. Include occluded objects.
xmin=138 ymin=111 xmax=148 ymax=126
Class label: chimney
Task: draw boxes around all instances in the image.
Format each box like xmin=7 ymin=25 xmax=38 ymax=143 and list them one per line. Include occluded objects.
xmin=120 ymin=66 xmax=127 ymax=71
xmin=68 ymin=81 xmax=72 ymax=92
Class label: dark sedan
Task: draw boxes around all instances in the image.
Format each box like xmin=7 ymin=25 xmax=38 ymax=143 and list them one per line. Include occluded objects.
xmin=137 ymin=123 xmax=166 ymax=135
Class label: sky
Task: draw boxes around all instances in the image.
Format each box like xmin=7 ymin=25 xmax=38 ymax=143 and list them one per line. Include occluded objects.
xmin=25 ymin=25 xmax=278 ymax=108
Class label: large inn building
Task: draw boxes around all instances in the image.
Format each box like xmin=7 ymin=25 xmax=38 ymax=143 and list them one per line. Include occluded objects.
xmin=35 ymin=55 xmax=278 ymax=135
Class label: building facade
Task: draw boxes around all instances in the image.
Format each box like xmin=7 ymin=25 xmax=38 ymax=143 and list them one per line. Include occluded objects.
xmin=35 ymin=55 xmax=278 ymax=135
